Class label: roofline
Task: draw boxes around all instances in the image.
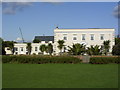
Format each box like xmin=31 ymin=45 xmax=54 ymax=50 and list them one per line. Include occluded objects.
xmin=54 ymin=28 xmax=115 ymax=29
xmin=35 ymin=36 xmax=54 ymax=37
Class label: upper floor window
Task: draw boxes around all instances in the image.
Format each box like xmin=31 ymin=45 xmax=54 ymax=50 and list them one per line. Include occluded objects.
xmin=63 ymin=34 xmax=67 ymax=40
xmin=82 ymin=34 xmax=85 ymax=40
xmin=91 ymin=34 xmax=94 ymax=40
xmin=20 ymin=47 xmax=23 ymax=51
xmin=73 ymin=34 xmax=77 ymax=40
xmin=100 ymin=34 xmax=104 ymax=40
xmin=73 ymin=37 xmax=77 ymax=40
xmin=35 ymin=47 xmax=37 ymax=51
xmin=63 ymin=36 xmax=67 ymax=40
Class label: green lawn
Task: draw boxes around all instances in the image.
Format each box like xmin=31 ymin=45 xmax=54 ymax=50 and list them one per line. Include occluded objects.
xmin=2 ymin=64 xmax=118 ymax=88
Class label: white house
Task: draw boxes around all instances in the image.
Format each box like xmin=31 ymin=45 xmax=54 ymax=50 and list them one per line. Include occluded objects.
xmin=12 ymin=27 xmax=115 ymax=55
xmin=54 ymin=28 xmax=115 ymax=55
xmin=14 ymin=41 xmax=53 ymax=55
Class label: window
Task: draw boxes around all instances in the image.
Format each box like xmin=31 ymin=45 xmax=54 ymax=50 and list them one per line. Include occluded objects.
xmin=35 ymin=47 xmax=37 ymax=51
xmin=14 ymin=47 xmax=18 ymax=51
xmin=100 ymin=34 xmax=104 ymax=40
xmin=63 ymin=34 xmax=67 ymax=40
xmin=73 ymin=34 xmax=77 ymax=40
xmin=91 ymin=34 xmax=94 ymax=40
xmin=26 ymin=48 xmax=28 ymax=51
xmin=15 ymin=52 xmax=18 ymax=55
xmin=7 ymin=48 xmax=10 ymax=50
xmin=63 ymin=36 xmax=67 ymax=40
xmin=26 ymin=52 xmax=28 ymax=54
xmin=73 ymin=37 xmax=77 ymax=40
xmin=20 ymin=47 xmax=23 ymax=51
xmin=82 ymin=34 xmax=85 ymax=40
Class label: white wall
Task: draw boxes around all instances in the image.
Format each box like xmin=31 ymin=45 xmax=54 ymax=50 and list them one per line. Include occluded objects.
xmin=5 ymin=47 xmax=12 ymax=55
xmin=54 ymin=28 xmax=115 ymax=55
xmin=14 ymin=42 xmax=54 ymax=55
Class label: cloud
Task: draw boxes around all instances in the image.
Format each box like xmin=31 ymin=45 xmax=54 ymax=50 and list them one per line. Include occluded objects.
xmin=2 ymin=2 xmax=32 ymax=14
xmin=113 ymin=5 xmax=120 ymax=18
xmin=16 ymin=37 xmax=22 ymax=41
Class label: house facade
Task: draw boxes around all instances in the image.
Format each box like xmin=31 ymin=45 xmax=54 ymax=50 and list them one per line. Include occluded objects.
xmin=54 ymin=28 xmax=115 ymax=55
xmin=14 ymin=41 xmax=53 ymax=55
xmin=10 ymin=28 xmax=115 ymax=55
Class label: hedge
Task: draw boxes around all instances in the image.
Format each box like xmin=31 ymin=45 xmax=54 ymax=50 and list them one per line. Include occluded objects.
xmin=90 ymin=57 xmax=120 ymax=64
xmin=2 ymin=55 xmax=82 ymax=64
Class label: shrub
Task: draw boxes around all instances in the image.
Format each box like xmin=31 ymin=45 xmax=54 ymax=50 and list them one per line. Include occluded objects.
xmin=112 ymin=43 xmax=120 ymax=55
xmin=90 ymin=57 xmax=120 ymax=64
xmin=2 ymin=55 xmax=82 ymax=64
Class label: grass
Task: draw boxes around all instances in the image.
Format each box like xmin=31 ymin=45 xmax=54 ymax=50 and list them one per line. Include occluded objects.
xmin=2 ymin=64 xmax=118 ymax=88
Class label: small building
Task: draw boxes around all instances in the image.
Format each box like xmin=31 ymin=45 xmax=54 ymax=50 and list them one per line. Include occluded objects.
xmin=14 ymin=43 xmax=27 ymax=55
xmin=5 ymin=47 xmax=12 ymax=55
xmin=14 ymin=41 xmax=54 ymax=55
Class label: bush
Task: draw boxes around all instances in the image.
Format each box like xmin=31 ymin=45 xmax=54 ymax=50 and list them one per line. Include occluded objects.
xmin=112 ymin=43 xmax=120 ymax=55
xmin=90 ymin=57 xmax=120 ymax=64
xmin=2 ymin=55 xmax=82 ymax=64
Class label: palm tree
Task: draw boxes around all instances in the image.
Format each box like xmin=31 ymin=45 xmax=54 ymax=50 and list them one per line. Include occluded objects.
xmin=57 ymin=40 xmax=65 ymax=55
xmin=103 ymin=40 xmax=110 ymax=55
xmin=68 ymin=43 xmax=86 ymax=55
xmin=47 ymin=43 xmax=53 ymax=55
xmin=40 ymin=44 xmax=46 ymax=55
xmin=26 ymin=43 xmax=32 ymax=55
xmin=87 ymin=45 xmax=101 ymax=55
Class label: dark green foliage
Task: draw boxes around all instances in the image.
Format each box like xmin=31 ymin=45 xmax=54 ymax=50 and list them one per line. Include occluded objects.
xmin=2 ymin=55 xmax=82 ymax=64
xmin=26 ymin=43 xmax=32 ymax=55
xmin=112 ymin=43 xmax=120 ymax=55
xmin=87 ymin=45 xmax=102 ymax=55
xmin=4 ymin=41 xmax=15 ymax=54
xmin=103 ymin=40 xmax=110 ymax=55
xmin=57 ymin=40 xmax=65 ymax=54
xmin=33 ymin=39 xmax=40 ymax=43
xmin=39 ymin=44 xmax=46 ymax=54
xmin=2 ymin=48 xmax=6 ymax=55
xmin=0 ymin=38 xmax=6 ymax=55
xmin=46 ymin=43 xmax=53 ymax=55
xmin=115 ymin=37 xmax=120 ymax=45
xmin=90 ymin=57 xmax=120 ymax=64
xmin=68 ymin=43 xmax=86 ymax=55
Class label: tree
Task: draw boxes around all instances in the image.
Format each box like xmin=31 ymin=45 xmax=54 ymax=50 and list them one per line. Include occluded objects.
xmin=26 ymin=43 xmax=32 ymax=55
xmin=57 ymin=40 xmax=65 ymax=55
xmin=112 ymin=43 xmax=120 ymax=55
xmin=87 ymin=45 xmax=101 ymax=55
xmin=0 ymin=38 xmax=6 ymax=55
xmin=4 ymin=41 xmax=15 ymax=54
xmin=115 ymin=37 xmax=120 ymax=45
xmin=33 ymin=39 xmax=40 ymax=43
xmin=40 ymin=44 xmax=46 ymax=55
xmin=68 ymin=43 xmax=86 ymax=55
xmin=47 ymin=43 xmax=53 ymax=55
xmin=103 ymin=40 xmax=110 ymax=55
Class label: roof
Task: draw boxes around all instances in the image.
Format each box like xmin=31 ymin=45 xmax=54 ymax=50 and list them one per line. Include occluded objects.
xmin=34 ymin=36 xmax=54 ymax=43
xmin=55 ymin=27 xmax=114 ymax=29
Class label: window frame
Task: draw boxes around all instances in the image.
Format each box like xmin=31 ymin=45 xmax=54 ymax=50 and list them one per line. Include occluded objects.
xmin=82 ymin=34 xmax=86 ymax=40
xmin=100 ymin=34 xmax=104 ymax=40
xmin=90 ymin=34 xmax=94 ymax=40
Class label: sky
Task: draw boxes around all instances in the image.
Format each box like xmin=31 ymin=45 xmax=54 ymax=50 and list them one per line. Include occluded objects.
xmin=2 ymin=2 xmax=119 ymax=42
